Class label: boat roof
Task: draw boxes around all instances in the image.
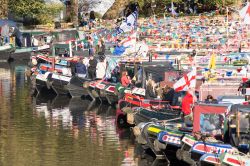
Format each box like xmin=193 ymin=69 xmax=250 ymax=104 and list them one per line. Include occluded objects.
xmin=218 ymin=96 xmax=245 ymax=100
xmin=229 ymin=104 xmax=250 ymax=113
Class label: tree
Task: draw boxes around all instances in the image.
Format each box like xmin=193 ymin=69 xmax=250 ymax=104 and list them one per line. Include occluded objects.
xmin=38 ymin=3 xmax=64 ymax=24
xmin=0 ymin=0 xmax=8 ymax=19
xmin=8 ymin=0 xmax=63 ymax=24
xmin=9 ymin=0 xmax=45 ymax=19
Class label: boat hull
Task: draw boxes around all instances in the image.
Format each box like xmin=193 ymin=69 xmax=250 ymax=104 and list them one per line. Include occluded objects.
xmin=105 ymin=91 xmax=118 ymax=105
xmin=67 ymin=76 xmax=90 ymax=98
xmin=134 ymin=108 xmax=181 ymax=125
xmin=49 ymin=74 xmax=71 ymax=95
xmin=68 ymin=84 xmax=89 ymax=98
xmin=36 ymin=79 xmax=50 ymax=93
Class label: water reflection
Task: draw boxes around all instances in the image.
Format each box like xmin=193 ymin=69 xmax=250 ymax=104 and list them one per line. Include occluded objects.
xmin=0 ymin=62 xmax=176 ymax=166
xmin=0 ymin=62 xmax=140 ymax=166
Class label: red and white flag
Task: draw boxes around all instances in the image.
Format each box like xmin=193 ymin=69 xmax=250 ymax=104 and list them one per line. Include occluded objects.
xmin=173 ymin=67 xmax=196 ymax=92
xmin=120 ymin=32 xmax=137 ymax=47
xmin=239 ymin=2 xmax=250 ymax=24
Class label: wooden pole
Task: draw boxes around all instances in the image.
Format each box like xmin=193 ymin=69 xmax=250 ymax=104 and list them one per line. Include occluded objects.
xmin=226 ymin=7 xmax=229 ymax=49
xmin=69 ymin=41 xmax=73 ymax=57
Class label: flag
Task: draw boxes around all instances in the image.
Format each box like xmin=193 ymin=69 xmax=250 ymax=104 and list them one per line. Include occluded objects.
xmin=116 ymin=9 xmax=138 ymax=35
xmin=120 ymin=32 xmax=137 ymax=47
xmin=171 ymin=2 xmax=178 ymax=16
xmin=209 ymin=53 xmax=216 ymax=69
xmin=113 ymin=33 xmax=136 ymax=56
xmin=173 ymin=67 xmax=196 ymax=92
xmin=239 ymin=2 xmax=250 ymax=24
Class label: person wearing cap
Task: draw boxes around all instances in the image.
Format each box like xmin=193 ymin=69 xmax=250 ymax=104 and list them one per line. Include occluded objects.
xmin=88 ymin=55 xmax=97 ymax=80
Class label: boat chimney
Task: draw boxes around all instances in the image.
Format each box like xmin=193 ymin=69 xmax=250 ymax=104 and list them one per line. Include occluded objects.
xmin=148 ymin=52 xmax=152 ymax=62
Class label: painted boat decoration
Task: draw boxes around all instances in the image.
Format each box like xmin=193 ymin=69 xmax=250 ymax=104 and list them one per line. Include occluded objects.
xmin=221 ymin=153 xmax=250 ymax=166
xmin=199 ymin=153 xmax=221 ymax=165
xmin=157 ymin=131 xmax=183 ymax=147
xmin=191 ymin=142 xmax=235 ymax=155
xmin=182 ymin=134 xmax=197 ymax=147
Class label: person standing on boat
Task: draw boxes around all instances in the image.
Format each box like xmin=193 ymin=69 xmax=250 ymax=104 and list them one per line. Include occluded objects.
xmin=182 ymin=88 xmax=197 ymax=127
xmin=75 ymin=59 xmax=87 ymax=78
xmin=96 ymin=38 xmax=106 ymax=55
xmin=89 ymin=11 xmax=95 ymax=30
xmin=88 ymin=55 xmax=97 ymax=80
xmin=1 ymin=23 xmax=9 ymax=45
xmin=87 ymin=36 xmax=94 ymax=56
xmin=96 ymin=55 xmax=106 ymax=79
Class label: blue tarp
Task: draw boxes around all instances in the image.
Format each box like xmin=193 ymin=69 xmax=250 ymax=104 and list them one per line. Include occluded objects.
xmin=113 ymin=46 xmax=127 ymax=56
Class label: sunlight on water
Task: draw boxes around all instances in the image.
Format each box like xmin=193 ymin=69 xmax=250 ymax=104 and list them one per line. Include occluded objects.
xmin=0 ymin=62 xmax=138 ymax=166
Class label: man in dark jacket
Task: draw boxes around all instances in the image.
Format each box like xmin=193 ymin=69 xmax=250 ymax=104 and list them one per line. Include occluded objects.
xmin=88 ymin=55 xmax=97 ymax=80
xmin=75 ymin=59 xmax=87 ymax=78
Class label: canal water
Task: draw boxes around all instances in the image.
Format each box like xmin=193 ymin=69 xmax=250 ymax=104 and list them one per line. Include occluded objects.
xmin=0 ymin=61 xmax=161 ymax=166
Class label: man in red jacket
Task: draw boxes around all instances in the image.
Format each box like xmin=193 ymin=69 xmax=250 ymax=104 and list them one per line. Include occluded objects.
xmin=181 ymin=88 xmax=197 ymax=127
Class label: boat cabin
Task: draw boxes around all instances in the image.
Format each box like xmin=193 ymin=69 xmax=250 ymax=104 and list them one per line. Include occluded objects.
xmin=225 ymin=103 xmax=250 ymax=153
xmin=192 ymin=103 xmax=229 ymax=135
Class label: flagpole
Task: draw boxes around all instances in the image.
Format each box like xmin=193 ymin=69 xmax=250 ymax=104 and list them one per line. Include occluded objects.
xmin=226 ymin=7 xmax=229 ymax=50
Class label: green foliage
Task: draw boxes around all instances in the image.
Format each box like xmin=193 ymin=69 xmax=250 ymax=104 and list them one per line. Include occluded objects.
xmin=137 ymin=0 xmax=238 ymax=16
xmin=9 ymin=0 xmax=45 ymax=18
xmin=38 ymin=3 xmax=64 ymax=24
xmin=9 ymin=0 xmax=64 ymax=24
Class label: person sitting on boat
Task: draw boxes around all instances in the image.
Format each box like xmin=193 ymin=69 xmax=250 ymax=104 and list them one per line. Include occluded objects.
xmin=75 ymin=59 xmax=87 ymax=78
xmin=96 ymin=55 xmax=106 ymax=79
xmin=88 ymin=55 xmax=97 ymax=80
xmin=205 ymin=95 xmax=218 ymax=104
xmin=121 ymin=71 xmax=131 ymax=87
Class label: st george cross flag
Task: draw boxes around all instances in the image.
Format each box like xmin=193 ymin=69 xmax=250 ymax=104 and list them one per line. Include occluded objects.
xmin=116 ymin=9 xmax=138 ymax=35
xmin=120 ymin=32 xmax=137 ymax=47
xmin=239 ymin=2 xmax=250 ymax=24
xmin=173 ymin=67 xmax=196 ymax=92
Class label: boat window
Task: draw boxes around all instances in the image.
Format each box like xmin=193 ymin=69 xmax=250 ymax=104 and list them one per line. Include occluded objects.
xmin=200 ymin=114 xmax=224 ymax=136
xmin=37 ymin=58 xmax=48 ymax=64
